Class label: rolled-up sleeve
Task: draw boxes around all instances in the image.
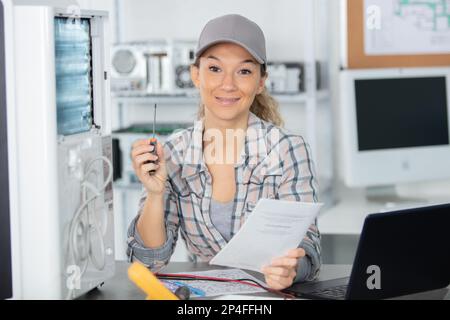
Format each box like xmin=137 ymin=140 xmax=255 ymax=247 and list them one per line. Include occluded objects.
xmin=276 ymin=135 xmax=321 ymax=283
xmin=126 ymin=179 xmax=180 ymax=272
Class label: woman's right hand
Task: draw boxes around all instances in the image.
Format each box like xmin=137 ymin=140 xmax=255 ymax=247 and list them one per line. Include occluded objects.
xmin=131 ymin=139 xmax=167 ymax=195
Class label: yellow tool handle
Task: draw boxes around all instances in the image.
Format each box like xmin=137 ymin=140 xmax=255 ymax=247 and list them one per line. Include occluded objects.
xmin=128 ymin=262 xmax=179 ymax=300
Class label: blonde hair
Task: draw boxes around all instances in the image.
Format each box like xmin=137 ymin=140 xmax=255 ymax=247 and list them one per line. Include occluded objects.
xmin=193 ymin=58 xmax=284 ymax=127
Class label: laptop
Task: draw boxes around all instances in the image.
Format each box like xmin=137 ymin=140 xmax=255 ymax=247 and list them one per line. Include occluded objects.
xmin=284 ymin=203 xmax=450 ymax=300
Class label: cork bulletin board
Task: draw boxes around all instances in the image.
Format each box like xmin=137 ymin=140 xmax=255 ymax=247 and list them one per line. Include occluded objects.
xmin=346 ymin=0 xmax=450 ymax=69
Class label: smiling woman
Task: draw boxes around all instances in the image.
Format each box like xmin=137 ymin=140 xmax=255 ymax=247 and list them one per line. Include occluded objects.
xmin=127 ymin=14 xmax=322 ymax=292
xmin=191 ymin=42 xmax=267 ymax=124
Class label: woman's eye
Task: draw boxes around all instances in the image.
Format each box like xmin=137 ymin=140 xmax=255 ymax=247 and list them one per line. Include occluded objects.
xmin=239 ymin=69 xmax=252 ymax=75
xmin=208 ymin=66 xmax=221 ymax=72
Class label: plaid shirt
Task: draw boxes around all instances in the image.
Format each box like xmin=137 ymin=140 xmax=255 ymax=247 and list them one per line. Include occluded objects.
xmin=127 ymin=112 xmax=321 ymax=281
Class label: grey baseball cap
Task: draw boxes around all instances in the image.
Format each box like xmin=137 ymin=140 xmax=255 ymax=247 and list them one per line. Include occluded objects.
xmin=195 ymin=14 xmax=267 ymax=65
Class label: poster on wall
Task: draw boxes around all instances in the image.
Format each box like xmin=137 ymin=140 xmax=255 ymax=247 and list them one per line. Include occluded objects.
xmin=345 ymin=0 xmax=450 ymax=68
xmin=364 ymin=0 xmax=450 ymax=55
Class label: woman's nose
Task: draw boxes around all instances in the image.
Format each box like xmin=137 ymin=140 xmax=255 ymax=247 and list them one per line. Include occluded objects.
xmin=220 ymin=72 xmax=237 ymax=91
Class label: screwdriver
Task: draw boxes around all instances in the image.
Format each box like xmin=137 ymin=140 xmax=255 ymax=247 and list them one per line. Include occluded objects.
xmin=148 ymin=103 xmax=159 ymax=175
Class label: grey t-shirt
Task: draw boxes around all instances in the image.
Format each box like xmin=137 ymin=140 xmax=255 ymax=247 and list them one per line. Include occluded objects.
xmin=209 ymin=198 xmax=234 ymax=242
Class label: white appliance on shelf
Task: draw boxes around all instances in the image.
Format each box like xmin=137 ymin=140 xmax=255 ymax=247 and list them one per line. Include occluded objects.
xmin=266 ymin=62 xmax=304 ymax=94
xmin=111 ymin=39 xmax=197 ymax=95
xmin=170 ymin=39 xmax=197 ymax=93
xmin=110 ymin=43 xmax=147 ymax=92
xmin=2 ymin=0 xmax=115 ymax=299
xmin=111 ymin=40 xmax=167 ymax=93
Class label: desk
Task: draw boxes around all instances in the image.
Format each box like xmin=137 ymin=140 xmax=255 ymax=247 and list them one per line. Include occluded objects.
xmin=78 ymin=261 xmax=350 ymax=300
xmin=318 ymin=184 xmax=450 ymax=265
xmin=78 ymin=261 xmax=449 ymax=300
xmin=319 ymin=184 xmax=450 ymax=235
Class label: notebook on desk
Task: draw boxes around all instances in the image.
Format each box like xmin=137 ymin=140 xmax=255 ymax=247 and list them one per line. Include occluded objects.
xmin=284 ymin=203 xmax=450 ymax=300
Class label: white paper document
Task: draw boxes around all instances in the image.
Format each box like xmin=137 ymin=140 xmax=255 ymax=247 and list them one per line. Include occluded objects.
xmin=209 ymin=199 xmax=323 ymax=272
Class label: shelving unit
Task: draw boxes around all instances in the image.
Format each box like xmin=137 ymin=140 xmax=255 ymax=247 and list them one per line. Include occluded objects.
xmin=111 ymin=0 xmax=332 ymax=159
xmin=113 ymin=91 xmax=330 ymax=128
xmin=113 ymin=91 xmax=330 ymax=104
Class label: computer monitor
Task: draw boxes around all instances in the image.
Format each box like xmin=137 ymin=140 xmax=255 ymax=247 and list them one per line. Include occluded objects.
xmin=339 ymin=68 xmax=450 ymax=198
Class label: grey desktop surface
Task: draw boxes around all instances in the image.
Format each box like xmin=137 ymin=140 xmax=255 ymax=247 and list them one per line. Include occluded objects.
xmin=77 ymin=261 xmax=349 ymax=300
xmin=78 ymin=261 xmax=449 ymax=300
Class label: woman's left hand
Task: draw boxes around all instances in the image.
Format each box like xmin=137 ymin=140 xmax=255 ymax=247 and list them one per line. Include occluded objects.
xmin=261 ymin=248 xmax=306 ymax=290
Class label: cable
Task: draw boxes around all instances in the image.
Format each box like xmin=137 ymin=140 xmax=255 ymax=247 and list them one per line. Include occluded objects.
xmin=85 ymin=156 xmax=113 ymax=192
xmin=157 ymin=275 xmax=295 ymax=299
xmin=65 ymin=154 xmax=113 ymax=300
xmin=156 ymin=273 xmax=296 ymax=299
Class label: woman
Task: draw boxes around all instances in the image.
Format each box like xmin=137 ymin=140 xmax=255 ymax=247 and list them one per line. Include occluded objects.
xmin=127 ymin=14 xmax=321 ymax=291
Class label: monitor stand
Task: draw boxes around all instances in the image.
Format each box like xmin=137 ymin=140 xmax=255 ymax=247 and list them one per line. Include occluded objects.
xmin=365 ymin=185 xmax=428 ymax=211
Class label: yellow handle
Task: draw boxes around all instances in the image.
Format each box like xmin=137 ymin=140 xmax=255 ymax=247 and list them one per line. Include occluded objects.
xmin=128 ymin=262 xmax=179 ymax=300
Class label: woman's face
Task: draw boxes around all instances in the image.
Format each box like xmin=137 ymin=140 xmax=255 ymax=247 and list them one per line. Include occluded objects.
xmin=190 ymin=42 xmax=267 ymax=123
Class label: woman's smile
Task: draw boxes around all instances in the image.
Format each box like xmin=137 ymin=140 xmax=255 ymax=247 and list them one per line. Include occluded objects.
xmin=215 ymin=96 xmax=241 ymax=106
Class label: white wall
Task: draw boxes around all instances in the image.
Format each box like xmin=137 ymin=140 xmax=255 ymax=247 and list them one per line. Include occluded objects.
xmin=118 ymin=0 xmax=306 ymax=60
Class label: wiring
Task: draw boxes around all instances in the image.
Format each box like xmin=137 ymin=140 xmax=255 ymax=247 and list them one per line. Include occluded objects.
xmin=65 ymin=155 xmax=113 ymax=300
xmin=156 ymin=273 xmax=296 ymax=299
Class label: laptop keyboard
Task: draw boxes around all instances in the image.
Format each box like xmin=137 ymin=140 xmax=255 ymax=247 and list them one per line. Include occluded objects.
xmin=307 ymin=284 xmax=348 ymax=300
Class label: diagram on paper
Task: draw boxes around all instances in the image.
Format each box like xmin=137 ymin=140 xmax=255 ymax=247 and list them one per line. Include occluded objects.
xmin=161 ymin=269 xmax=267 ymax=298
xmin=364 ymin=0 xmax=450 ymax=55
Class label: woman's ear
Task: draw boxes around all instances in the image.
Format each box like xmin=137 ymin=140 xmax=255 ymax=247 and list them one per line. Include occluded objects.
xmin=190 ymin=64 xmax=200 ymax=89
xmin=256 ymin=72 xmax=268 ymax=95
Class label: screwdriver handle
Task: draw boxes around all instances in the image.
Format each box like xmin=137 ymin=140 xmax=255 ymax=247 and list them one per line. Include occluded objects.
xmin=147 ymin=137 xmax=159 ymax=175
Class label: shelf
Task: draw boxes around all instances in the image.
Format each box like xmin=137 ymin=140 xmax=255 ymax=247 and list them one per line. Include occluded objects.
xmin=112 ymin=93 xmax=200 ymax=105
xmin=113 ymin=181 xmax=143 ymax=190
xmin=111 ymin=91 xmax=329 ymax=105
